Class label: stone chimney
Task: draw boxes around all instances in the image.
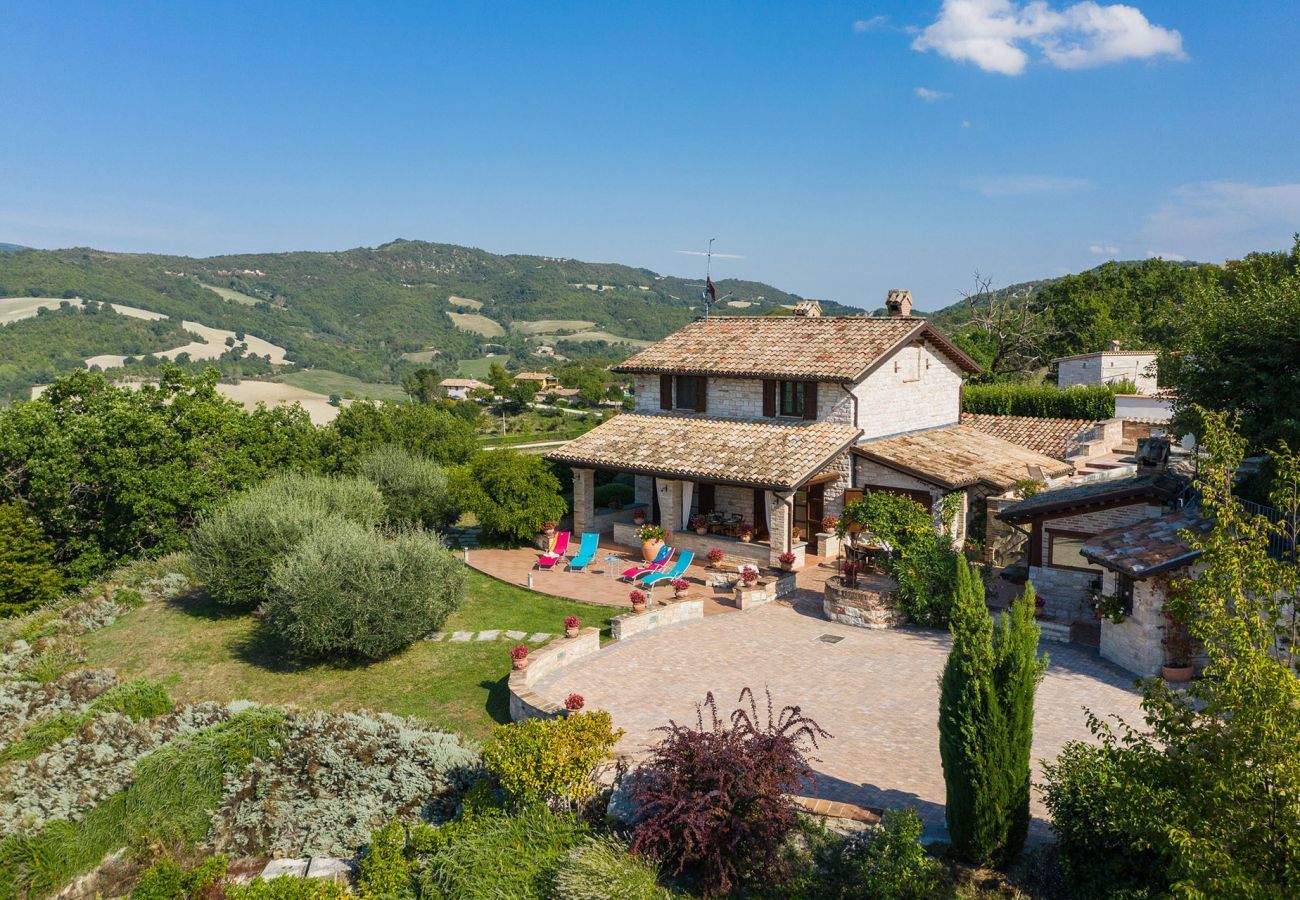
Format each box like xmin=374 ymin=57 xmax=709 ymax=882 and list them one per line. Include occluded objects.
xmin=792 ymin=300 xmax=823 ymax=317
xmin=1135 ymin=436 xmax=1170 ymax=475
xmin=885 ymin=289 xmax=913 ymax=317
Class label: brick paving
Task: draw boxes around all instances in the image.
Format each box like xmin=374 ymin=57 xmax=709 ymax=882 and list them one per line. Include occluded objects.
xmin=531 ymin=602 xmax=1145 ymax=843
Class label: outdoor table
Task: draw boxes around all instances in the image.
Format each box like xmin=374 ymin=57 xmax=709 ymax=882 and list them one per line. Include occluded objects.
xmin=603 ymin=555 xmax=622 ymax=579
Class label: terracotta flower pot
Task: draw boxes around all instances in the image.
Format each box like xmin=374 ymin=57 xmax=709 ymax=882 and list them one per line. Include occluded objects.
xmin=695 ymin=527 xmax=707 ymax=536
xmin=1162 ymin=664 xmax=1193 ymax=683
xmin=565 ymin=626 xmax=580 ymax=639
xmin=674 ymin=589 xmax=688 ymax=599
xmin=512 ymin=657 xmax=529 ymax=671
xmin=740 ymin=534 xmax=753 ymax=543
xmin=632 ymin=600 xmax=647 ymax=614
xmin=641 ymin=538 xmax=664 ymax=562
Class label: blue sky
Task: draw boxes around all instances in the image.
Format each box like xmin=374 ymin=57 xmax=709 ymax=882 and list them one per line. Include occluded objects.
xmin=2 ymin=1 xmax=1297 ymax=311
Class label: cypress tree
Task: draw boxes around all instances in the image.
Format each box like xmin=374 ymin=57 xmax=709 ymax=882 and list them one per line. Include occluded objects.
xmin=992 ymin=580 xmax=1048 ymax=865
xmin=938 ymin=556 xmax=1009 ymax=864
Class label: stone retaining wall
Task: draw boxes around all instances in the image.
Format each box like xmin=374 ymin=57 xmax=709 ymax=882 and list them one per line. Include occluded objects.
xmin=612 ymin=598 xmax=703 ymax=641
xmin=823 ymin=575 xmax=906 ymax=629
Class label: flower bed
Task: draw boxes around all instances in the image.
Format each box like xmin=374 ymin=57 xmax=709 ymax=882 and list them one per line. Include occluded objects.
xmin=823 ymin=574 xmax=906 ymax=629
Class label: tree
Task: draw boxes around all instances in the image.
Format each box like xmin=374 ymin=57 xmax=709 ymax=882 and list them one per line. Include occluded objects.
xmin=401 ymin=368 xmax=445 ymax=404
xmin=1164 ymin=238 xmax=1300 ymax=450
xmin=487 ymin=362 xmax=513 ymax=393
xmin=953 ymin=273 xmax=1052 ymax=380
xmin=320 ymin=400 xmax=477 ymax=470
xmin=937 ymin=557 xmax=1009 ymax=865
xmin=451 ymin=450 xmax=566 ymax=542
xmin=1043 ymin=411 xmax=1300 ymax=895
xmin=0 ymin=502 xmax=63 ymax=616
xmin=359 ymin=444 xmax=455 ymax=529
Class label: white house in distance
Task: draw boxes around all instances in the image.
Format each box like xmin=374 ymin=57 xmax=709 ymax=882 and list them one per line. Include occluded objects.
xmin=549 ymin=293 xmax=1071 ymax=570
xmin=439 ymin=378 xmax=491 ymax=400
xmin=1055 ymin=341 xmax=1159 ymax=394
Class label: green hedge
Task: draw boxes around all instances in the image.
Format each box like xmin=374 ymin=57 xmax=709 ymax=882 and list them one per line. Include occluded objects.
xmin=962 ymin=383 xmax=1116 ymax=419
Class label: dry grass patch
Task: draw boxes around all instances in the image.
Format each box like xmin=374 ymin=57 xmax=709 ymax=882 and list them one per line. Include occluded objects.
xmin=512 ymin=319 xmax=597 ymax=335
xmin=448 ymin=311 xmax=505 ymax=337
xmin=447 ymin=295 xmax=483 ymax=309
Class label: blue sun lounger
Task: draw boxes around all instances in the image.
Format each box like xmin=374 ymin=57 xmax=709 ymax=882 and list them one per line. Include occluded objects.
xmin=566 ymin=533 xmax=600 ymax=572
xmin=641 ymin=550 xmax=694 ymax=588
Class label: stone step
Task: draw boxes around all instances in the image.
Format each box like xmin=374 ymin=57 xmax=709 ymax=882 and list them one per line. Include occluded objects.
xmin=1037 ymin=619 xmax=1072 ymax=643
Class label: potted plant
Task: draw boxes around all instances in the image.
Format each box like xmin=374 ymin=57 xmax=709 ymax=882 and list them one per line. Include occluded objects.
xmin=670 ymin=577 xmax=691 ymax=599
xmin=510 ymin=643 xmax=530 ymax=671
xmin=821 ymin=515 xmax=839 ymax=534
xmin=631 ymin=507 xmax=647 ymax=526
xmin=706 ymin=548 xmax=725 ymax=569
xmin=1161 ymin=610 xmax=1195 ymax=682
xmin=841 ymin=560 xmax=859 ymax=589
xmin=689 ymin=514 xmax=708 ymax=536
xmin=777 ymin=550 xmax=797 ymax=571
xmin=791 ymin=526 xmax=802 ymax=543
xmin=739 ymin=566 xmax=759 ymax=587
xmin=564 ymin=692 xmax=585 ymax=712
xmin=563 ymin=615 xmax=581 ymax=639
xmin=629 ymin=588 xmax=648 ymax=614
xmin=541 ymin=520 xmax=558 ymax=536
xmin=635 ymin=523 xmax=667 ymax=562
xmin=733 ymin=565 xmax=764 ymax=608
xmin=739 ymin=521 xmax=755 ymax=543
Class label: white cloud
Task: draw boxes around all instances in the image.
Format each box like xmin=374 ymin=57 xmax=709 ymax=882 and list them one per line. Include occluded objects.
xmin=1089 ymin=243 xmax=1120 ymax=255
xmin=854 ymin=16 xmax=888 ymax=33
xmin=968 ymin=174 xmax=1091 ymax=197
xmin=912 ymin=0 xmax=1186 ymax=75
xmin=1141 ymin=181 xmax=1300 ymax=260
xmin=961 ymin=119 xmax=972 ymax=128
xmin=914 ymin=87 xmax=951 ymax=101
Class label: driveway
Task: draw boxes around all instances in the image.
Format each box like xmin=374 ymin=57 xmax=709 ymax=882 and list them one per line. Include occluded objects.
xmin=531 ymin=602 xmax=1145 ymax=841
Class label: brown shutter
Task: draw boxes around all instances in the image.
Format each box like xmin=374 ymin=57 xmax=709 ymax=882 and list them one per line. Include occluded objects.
xmin=762 ymin=379 xmax=776 ymax=417
xmin=659 ymin=374 xmax=672 ymax=410
xmin=803 ymin=382 xmax=818 ymax=419
xmin=695 ymin=378 xmax=708 ymax=413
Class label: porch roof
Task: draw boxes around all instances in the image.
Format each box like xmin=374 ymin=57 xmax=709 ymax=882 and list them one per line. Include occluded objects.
xmin=997 ymin=470 xmax=1189 ymax=524
xmin=853 ymin=424 xmax=1074 ymax=491
xmin=1080 ymin=509 xmax=1210 ymax=579
xmin=546 ymin=412 xmax=861 ymax=491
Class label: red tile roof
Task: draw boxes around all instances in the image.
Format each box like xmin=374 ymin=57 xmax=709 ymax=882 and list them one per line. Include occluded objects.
xmin=853 ymin=424 xmax=1074 ymax=491
xmin=961 ymin=413 xmax=1099 ymax=460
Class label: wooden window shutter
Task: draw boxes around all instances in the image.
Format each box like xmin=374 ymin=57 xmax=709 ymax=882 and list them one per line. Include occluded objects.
xmin=695 ymin=378 xmax=708 ymax=412
xmin=762 ymin=380 xmax=776 ymax=417
xmin=659 ymin=374 xmax=672 ymax=410
xmin=803 ymin=382 xmax=818 ymax=419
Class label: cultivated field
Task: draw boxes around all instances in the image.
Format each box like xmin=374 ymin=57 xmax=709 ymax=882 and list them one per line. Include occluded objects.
xmin=214 ymin=380 xmax=345 ymax=424
xmin=82 ymin=303 xmax=289 ymax=369
xmin=457 ymin=353 xmax=508 ymax=378
xmin=448 ymin=311 xmax=505 ymax=337
xmin=276 ymin=369 xmax=408 ymax=403
xmin=400 ymin=349 xmax=440 ymax=363
xmin=511 ymin=318 xmax=596 ymax=335
xmin=447 ymin=295 xmax=483 ymax=309
xmin=200 ymin=282 xmax=262 ymax=306
xmin=0 ymin=296 xmax=76 ymax=324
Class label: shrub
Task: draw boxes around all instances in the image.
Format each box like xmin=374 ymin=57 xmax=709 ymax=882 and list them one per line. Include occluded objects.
xmin=91 ymin=678 xmax=173 ymax=720
xmin=801 ymin=809 xmax=945 ymax=899
xmin=358 ymin=444 xmax=455 ymax=529
xmin=451 ymin=451 xmax=567 ymax=542
xmin=483 ymin=711 xmax=622 ymax=808
xmin=356 ymin=820 xmax=418 ymax=899
xmin=189 ymin=473 xmax=386 ymax=608
xmin=263 ymin=521 xmax=464 ymax=660
xmin=552 ymin=834 xmax=670 ymax=900
xmin=630 ymin=688 xmax=830 ymax=895
xmin=419 ymin=805 xmax=587 ymax=899
xmin=593 ymin=482 xmax=635 ymax=509
xmin=0 ymin=503 xmax=64 ymax=618
xmin=131 ymin=854 xmax=228 ymax=900
xmin=962 ymin=382 xmax=1116 ymax=419
xmin=227 ymin=877 xmax=355 ymax=899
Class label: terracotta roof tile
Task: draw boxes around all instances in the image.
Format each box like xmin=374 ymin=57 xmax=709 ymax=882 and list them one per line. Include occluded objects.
xmin=854 ymin=424 xmax=1074 ymax=490
xmin=612 ymin=316 xmax=979 ymax=381
xmin=546 ymin=413 xmax=862 ymax=491
xmin=1080 ymin=509 xmax=1210 ymax=578
xmin=961 ymin=413 xmax=1099 ymax=460
xmin=998 ymin=471 xmax=1189 ymax=523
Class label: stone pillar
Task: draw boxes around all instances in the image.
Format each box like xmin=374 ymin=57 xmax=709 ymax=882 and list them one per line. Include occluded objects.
xmin=768 ymin=491 xmax=798 ymax=568
xmin=572 ymin=468 xmax=595 ymax=536
xmin=657 ymin=479 xmax=682 ymax=536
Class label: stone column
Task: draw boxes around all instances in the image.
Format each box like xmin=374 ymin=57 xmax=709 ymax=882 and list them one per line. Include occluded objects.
xmin=658 ymin=479 xmax=682 ymax=537
xmin=572 ymin=467 xmax=595 ymax=536
xmin=768 ymin=491 xmax=802 ymax=568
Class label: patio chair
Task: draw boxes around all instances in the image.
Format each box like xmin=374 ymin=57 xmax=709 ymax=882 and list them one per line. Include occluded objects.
xmin=641 ymin=550 xmax=695 ymax=588
xmin=621 ymin=545 xmax=673 ymax=581
xmin=536 ymin=531 xmax=571 ymax=569
xmin=566 ymin=533 xmax=600 ymax=572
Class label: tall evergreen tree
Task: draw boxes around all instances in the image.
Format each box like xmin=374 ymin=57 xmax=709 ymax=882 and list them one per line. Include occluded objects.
xmin=938 ymin=557 xmax=1009 ymax=864
xmin=993 ymin=580 xmax=1048 ymax=864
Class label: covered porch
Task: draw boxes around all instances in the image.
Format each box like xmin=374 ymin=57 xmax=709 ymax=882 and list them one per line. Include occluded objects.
xmin=548 ymin=412 xmax=862 ymax=571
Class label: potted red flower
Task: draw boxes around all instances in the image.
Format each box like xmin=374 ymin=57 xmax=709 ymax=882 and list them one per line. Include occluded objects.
xmin=1161 ymin=610 xmax=1195 ymax=682
xmin=629 ymin=588 xmax=648 ymax=613
xmin=509 ymin=643 xmax=530 ymax=671
xmin=689 ymin=514 xmax=708 ymax=536
xmin=631 ymin=507 xmax=647 ymax=526
xmin=670 ymin=577 xmax=691 ymax=598
xmin=564 ymin=692 xmax=585 ymax=711
xmin=821 ymin=515 xmax=839 ymax=533
xmin=706 ymin=548 xmax=725 ymax=569
xmin=563 ymin=615 xmax=581 ymax=639
xmin=541 ymin=520 xmax=558 ymax=536
xmin=738 ymin=521 xmax=755 ymax=543
xmin=777 ymin=550 xmax=797 ymax=571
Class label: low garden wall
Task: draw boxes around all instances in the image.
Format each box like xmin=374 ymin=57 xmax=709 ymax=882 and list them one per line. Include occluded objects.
xmin=823 ymin=574 xmax=906 ymax=629
xmin=611 ymin=598 xmax=703 ymax=641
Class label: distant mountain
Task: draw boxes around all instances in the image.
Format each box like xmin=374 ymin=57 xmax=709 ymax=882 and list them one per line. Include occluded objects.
xmin=0 ymin=243 xmax=27 ymax=254
xmin=0 ymin=240 xmax=857 ymax=384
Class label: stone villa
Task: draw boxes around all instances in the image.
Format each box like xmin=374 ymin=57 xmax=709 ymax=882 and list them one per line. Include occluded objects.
xmin=549 ymin=294 xmax=1068 ymax=570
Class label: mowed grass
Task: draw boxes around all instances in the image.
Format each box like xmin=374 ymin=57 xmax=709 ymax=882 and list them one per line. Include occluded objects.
xmin=275 ymin=369 xmax=408 ymax=402
xmin=200 ymin=282 xmax=262 ymax=306
xmin=457 ymin=354 xmax=508 ymax=379
xmin=82 ymin=569 xmax=615 ymax=741
xmin=448 ymin=311 xmax=505 ymax=337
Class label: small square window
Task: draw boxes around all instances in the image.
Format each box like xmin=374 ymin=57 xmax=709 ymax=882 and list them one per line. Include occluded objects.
xmin=779 ymin=381 xmax=805 ymax=417
xmin=674 ymin=376 xmax=699 ymax=410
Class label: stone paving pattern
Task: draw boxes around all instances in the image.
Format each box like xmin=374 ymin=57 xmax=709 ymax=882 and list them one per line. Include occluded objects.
xmin=532 ymin=601 xmax=1145 ymax=842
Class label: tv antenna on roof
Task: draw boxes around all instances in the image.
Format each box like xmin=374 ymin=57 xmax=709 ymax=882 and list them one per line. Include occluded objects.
xmin=700 ymin=238 xmax=736 ymax=318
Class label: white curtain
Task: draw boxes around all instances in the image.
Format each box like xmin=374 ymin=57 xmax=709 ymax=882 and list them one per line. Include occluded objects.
xmin=680 ymin=481 xmax=694 ymax=530
xmin=764 ymin=490 xmax=773 ymax=534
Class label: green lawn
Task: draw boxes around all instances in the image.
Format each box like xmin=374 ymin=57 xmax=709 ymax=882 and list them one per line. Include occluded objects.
xmin=81 ymin=569 xmax=615 ymax=741
xmin=200 ymin=282 xmax=262 ymax=306
xmin=456 ymin=354 xmax=508 ymax=379
xmin=275 ymin=369 xmax=409 ymax=403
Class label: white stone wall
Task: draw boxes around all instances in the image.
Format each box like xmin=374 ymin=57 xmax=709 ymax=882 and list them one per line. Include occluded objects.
xmin=1030 ymin=502 xmax=1163 ymax=619
xmin=853 ymin=341 xmax=963 ymax=440
xmin=1058 ymin=352 xmax=1158 ymax=394
xmin=1098 ymin=571 xmax=1168 ymax=677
